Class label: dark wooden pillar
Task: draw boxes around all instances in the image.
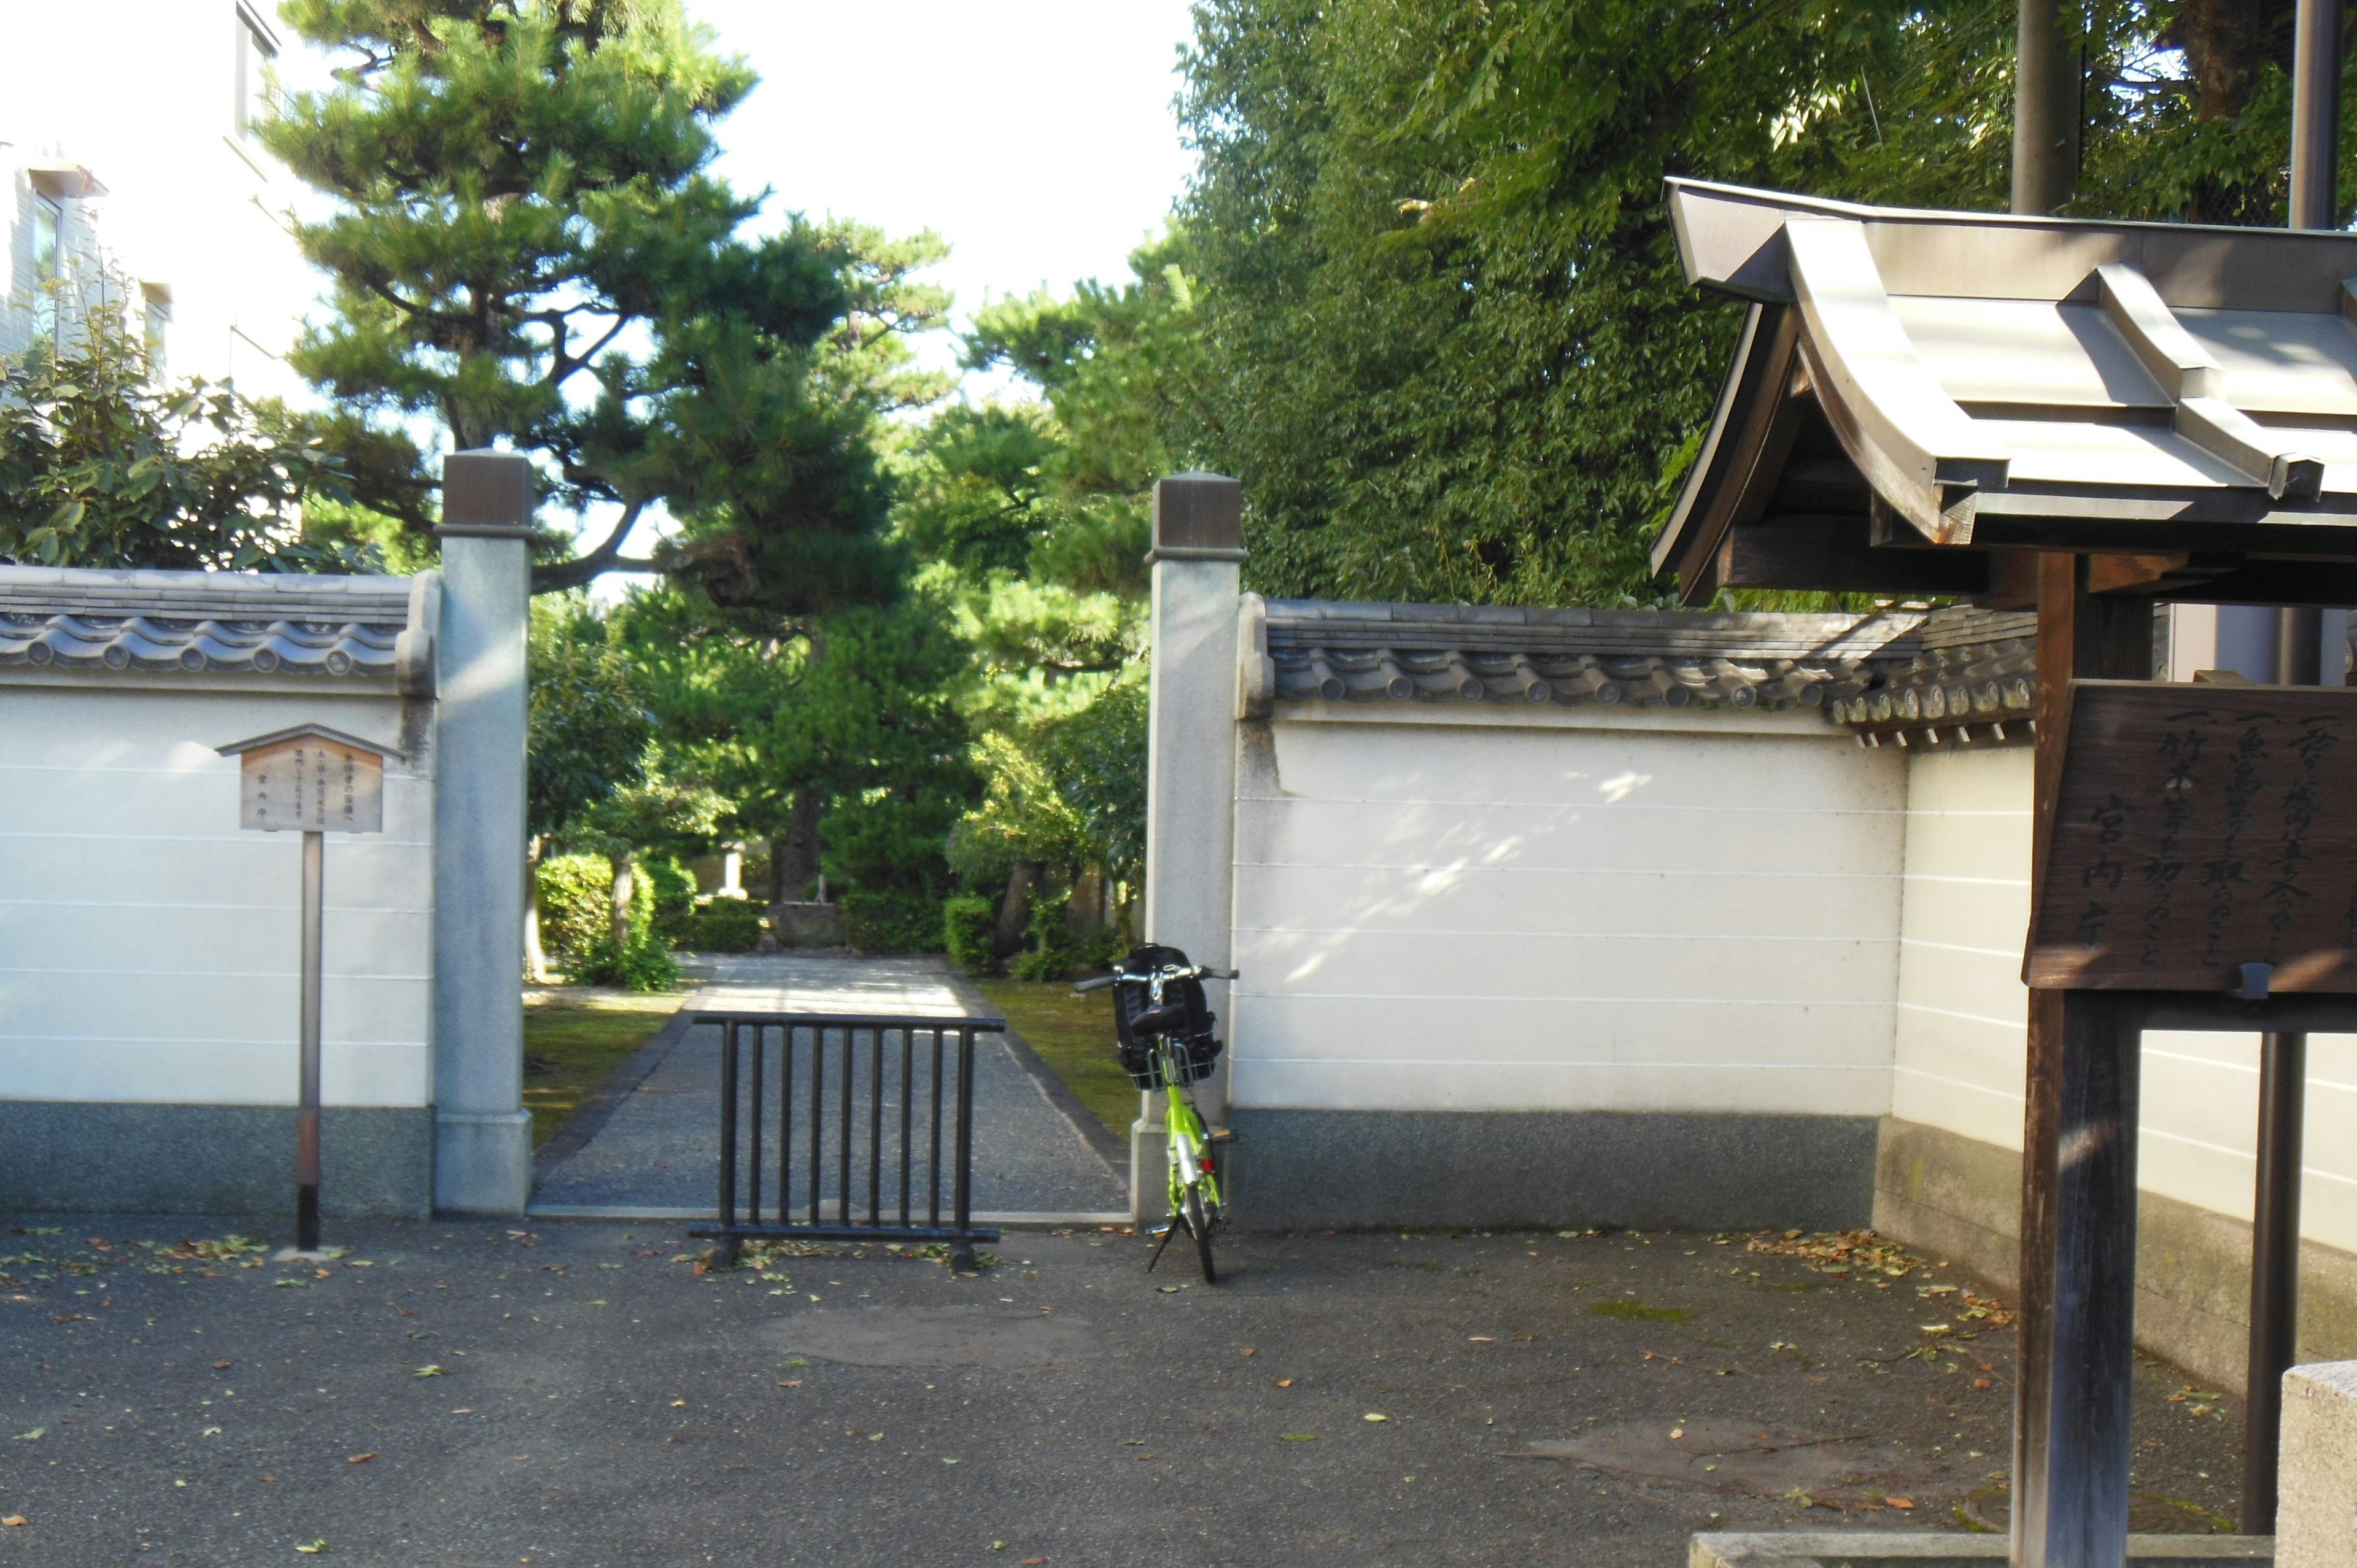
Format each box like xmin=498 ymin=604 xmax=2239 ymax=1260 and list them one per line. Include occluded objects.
xmin=2015 ymin=554 xmax=2153 ymax=1568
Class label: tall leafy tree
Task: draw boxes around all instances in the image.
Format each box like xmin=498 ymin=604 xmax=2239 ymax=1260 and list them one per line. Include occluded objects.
xmin=263 ymin=0 xmax=907 ymax=616
xmin=1177 ymin=0 xmax=2357 ymax=609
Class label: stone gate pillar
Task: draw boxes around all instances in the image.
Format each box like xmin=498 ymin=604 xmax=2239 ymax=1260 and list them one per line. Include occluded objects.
xmin=1134 ymin=473 xmax=1245 ymax=1215
xmin=430 ymin=450 xmax=533 ymax=1215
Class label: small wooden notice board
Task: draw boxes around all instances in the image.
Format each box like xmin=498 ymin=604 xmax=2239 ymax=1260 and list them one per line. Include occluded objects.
xmin=2027 ymin=679 xmax=2357 ymax=993
xmin=233 ymin=730 xmax=387 ymax=835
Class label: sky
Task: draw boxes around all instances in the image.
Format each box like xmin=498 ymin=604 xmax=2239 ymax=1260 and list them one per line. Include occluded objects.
xmin=684 ymin=0 xmax=1202 ymax=391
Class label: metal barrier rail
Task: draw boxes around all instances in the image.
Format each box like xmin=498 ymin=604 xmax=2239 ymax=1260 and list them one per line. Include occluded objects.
xmin=687 ymin=1013 xmax=1005 ymax=1272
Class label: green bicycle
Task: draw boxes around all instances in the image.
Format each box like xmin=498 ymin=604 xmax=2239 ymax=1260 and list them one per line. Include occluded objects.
xmin=1077 ymin=945 xmax=1236 ymax=1284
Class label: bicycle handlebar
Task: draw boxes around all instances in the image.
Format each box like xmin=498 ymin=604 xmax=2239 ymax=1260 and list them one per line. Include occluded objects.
xmin=1071 ymin=965 xmax=1240 ymax=995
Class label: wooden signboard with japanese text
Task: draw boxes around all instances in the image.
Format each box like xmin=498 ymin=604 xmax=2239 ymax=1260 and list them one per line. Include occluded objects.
xmin=2027 ymin=680 xmax=2357 ymax=992
xmin=236 ymin=735 xmax=385 ymax=835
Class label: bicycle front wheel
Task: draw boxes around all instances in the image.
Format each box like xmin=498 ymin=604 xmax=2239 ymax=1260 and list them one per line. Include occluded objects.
xmin=1184 ymin=1186 xmax=1218 ymax=1284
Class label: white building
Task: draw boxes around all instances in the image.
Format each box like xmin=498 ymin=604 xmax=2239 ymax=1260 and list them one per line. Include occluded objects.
xmin=2 ymin=1 xmax=316 ymax=399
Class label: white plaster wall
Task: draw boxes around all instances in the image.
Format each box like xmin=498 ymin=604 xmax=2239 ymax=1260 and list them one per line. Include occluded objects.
xmin=0 ymin=681 xmax=432 ymax=1109
xmin=1892 ymin=744 xmax=2357 ymax=1253
xmin=1229 ymin=710 xmax=1910 ymax=1114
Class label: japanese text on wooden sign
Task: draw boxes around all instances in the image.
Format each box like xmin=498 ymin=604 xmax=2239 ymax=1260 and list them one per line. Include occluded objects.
xmin=238 ymin=738 xmax=385 ymax=833
xmin=2027 ymin=681 xmax=2357 ymax=992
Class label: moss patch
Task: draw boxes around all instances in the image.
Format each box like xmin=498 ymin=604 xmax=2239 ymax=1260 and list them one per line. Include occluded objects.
xmin=521 ymin=989 xmax=684 ymax=1147
xmin=1589 ymin=1300 xmax=1691 ymax=1323
xmin=975 ymin=979 xmax=1135 ymax=1140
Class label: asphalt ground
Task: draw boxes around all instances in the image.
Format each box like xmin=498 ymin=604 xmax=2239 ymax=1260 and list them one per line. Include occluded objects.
xmin=0 ymin=1218 xmax=2247 ymax=1567
xmin=531 ymin=954 xmax=1125 ymax=1216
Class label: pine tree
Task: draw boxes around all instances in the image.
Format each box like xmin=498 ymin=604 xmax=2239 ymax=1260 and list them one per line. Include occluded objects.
xmin=263 ymin=0 xmax=908 ymax=616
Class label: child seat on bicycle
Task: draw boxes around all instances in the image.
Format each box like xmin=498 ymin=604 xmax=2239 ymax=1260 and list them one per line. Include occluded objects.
xmin=1109 ymin=944 xmax=1224 ymax=1090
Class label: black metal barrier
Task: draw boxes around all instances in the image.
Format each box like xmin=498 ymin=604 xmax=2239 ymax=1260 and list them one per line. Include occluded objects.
xmin=687 ymin=1013 xmax=1004 ymax=1272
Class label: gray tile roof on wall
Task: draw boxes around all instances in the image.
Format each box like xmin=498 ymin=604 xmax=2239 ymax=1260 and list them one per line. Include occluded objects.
xmin=1253 ymin=598 xmax=1927 ymax=714
xmin=1822 ymin=608 xmax=2041 ymax=748
xmin=0 ymin=566 xmax=426 ymax=681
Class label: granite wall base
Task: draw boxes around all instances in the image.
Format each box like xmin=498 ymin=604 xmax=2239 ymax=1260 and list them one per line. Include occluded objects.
xmin=1218 ymin=1109 xmax=1879 ymax=1232
xmin=0 ymin=1103 xmax=433 ymax=1218
xmin=1873 ymin=1114 xmax=2357 ymax=1396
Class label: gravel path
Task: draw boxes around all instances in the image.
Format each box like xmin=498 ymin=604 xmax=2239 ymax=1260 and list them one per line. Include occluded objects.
xmin=530 ymin=952 xmax=1127 ymax=1217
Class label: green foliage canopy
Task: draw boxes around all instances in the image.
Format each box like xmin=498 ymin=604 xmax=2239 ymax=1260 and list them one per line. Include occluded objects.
xmin=263 ymin=0 xmax=910 ymax=619
xmin=0 ymin=283 xmax=360 ymax=573
xmin=1177 ymin=0 xmax=2357 ymax=609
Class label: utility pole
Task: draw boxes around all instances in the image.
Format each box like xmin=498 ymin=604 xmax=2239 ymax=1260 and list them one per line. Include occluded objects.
xmin=2011 ymin=0 xmax=2081 ymax=214
xmin=2242 ymin=0 xmax=2341 ymax=1534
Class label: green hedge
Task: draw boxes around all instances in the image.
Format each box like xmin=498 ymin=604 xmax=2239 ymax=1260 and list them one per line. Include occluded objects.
xmin=685 ymin=898 xmax=765 ymax=953
xmin=645 ymin=857 xmax=697 ymax=946
xmin=567 ymin=864 xmax=676 ymax=991
xmin=842 ymin=890 xmax=944 ymax=956
xmin=943 ymin=895 xmax=996 ymax=975
xmin=536 ymin=854 xmax=612 ymax=964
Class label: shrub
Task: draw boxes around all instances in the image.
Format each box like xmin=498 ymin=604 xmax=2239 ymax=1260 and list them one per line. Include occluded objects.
xmin=644 ymin=857 xmax=697 ymax=946
xmin=685 ymin=898 xmax=765 ymax=953
xmin=943 ymin=895 xmax=996 ymax=975
xmin=1012 ymin=889 xmax=1124 ymax=982
xmin=842 ymin=890 xmax=944 ymax=955
xmin=570 ymin=929 xmax=679 ymax=992
xmin=536 ymin=853 xmax=612 ymax=965
xmin=559 ymin=857 xmax=676 ymax=992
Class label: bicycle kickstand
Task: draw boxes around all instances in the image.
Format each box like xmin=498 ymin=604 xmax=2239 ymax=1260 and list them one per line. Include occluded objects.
xmin=1145 ymin=1213 xmax=1181 ymax=1274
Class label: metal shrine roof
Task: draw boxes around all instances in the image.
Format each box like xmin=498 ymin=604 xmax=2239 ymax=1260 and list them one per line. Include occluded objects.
xmin=0 ymin=566 xmax=432 ymax=685
xmin=1654 ymin=180 xmax=2357 ymax=608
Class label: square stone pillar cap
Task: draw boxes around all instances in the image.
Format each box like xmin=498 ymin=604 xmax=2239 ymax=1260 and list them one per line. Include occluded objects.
xmin=436 ymin=450 xmax=535 ymax=538
xmin=1150 ymin=473 xmax=1245 ymax=562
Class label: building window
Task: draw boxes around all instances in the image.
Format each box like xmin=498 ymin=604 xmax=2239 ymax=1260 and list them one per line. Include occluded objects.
xmin=143 ymin=295 xmax=171 ymax=382
xmin=234 ymin=3 xmax=280 ymax=139
xmin=31 ymin=195 xmax=61 ymax=346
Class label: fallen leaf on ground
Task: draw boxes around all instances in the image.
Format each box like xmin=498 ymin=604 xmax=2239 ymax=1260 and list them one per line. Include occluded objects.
xmin=1279 ymin=1433 xmax=1317 ymax=1442
xmin=346 ymin=1453 xmax=375 ymax=1464
xmin=1886 ymin=1496 xmax=1915 ymax=1510
xmin=296 ymin=1540 xmax=328 ymax=1554
xmin=1274 ymin=1379 xmax=1293 ymax=1388
xmin=212 ymin=1361 xmax=232 ymax=1370
xmin=1239 ymin=1347 xmax=1255 ymax=1356
xmin=1364 ymin=1413 xmax=1388 ymax=1423
xmin=1 ymin=1516 xmax=24 ymax=1527
xmin=1022 ymin=1559 xmax=1046 ymax=1564
xmin=775 ymin=1381 xmax=801 ymax=1388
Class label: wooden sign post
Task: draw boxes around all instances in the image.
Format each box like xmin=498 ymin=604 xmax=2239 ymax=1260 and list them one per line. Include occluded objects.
xmin=2022 ymin=679 xmax=2357 ymax=1564
xmin=216 ymin=724 xmax=402 ymax=1252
